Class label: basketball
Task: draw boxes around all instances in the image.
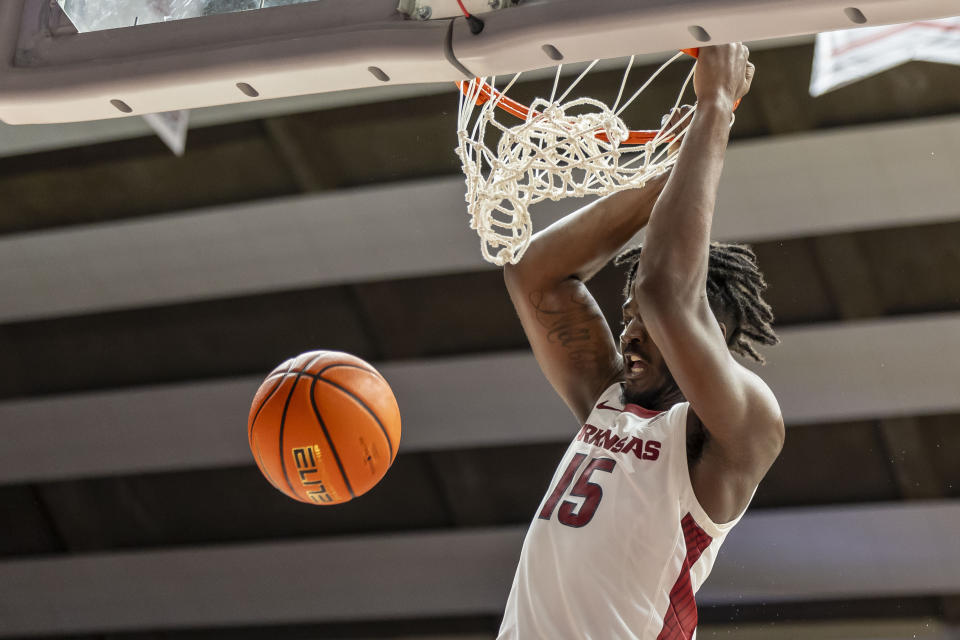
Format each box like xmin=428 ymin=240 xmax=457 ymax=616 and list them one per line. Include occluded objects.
xmin=248 ymin=350 xmax=401 ymax=505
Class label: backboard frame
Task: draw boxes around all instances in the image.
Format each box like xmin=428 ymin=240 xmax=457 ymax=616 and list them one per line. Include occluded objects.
xmin=0 ymin=0 xmax=956 ymax=125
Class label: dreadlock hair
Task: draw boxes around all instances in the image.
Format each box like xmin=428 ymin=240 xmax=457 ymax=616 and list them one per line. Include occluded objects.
xmin=614 ymin=242 xmax=779 ymax=364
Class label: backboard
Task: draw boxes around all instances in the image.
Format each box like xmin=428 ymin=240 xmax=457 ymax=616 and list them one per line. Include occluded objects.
xmin=0 ymin=0 xmax=956 ymax=124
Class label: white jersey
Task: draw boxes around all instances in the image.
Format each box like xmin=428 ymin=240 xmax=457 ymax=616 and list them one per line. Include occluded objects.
xmin=498 ymin=384 xmax=753 ymax=640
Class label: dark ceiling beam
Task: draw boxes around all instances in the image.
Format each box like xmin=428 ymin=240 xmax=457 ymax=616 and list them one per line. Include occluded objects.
xmin=700 ymin=618 xmax=957 ymax=639
xmin=944 ymin=596 xmax=960 ymax=624
xmin=812 ymin=234 xmax=885 ymax=319
xmin=748 ymin=45 xmax=819 ymax=135
xmin=879 ymin=416 xmax=948 ymax=500
xmin=810 ymin=235 xmax=951 ymax=503
xmin=261 ymin=117 xmax=328 ymax=192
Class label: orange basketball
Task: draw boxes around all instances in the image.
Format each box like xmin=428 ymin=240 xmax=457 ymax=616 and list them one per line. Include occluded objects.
xmin=248 ymin=350 xmax=401 ymax=505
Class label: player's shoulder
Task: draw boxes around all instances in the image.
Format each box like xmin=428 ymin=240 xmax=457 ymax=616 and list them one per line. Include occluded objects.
xmin=690 ymin=367 xmax=783 ymax=477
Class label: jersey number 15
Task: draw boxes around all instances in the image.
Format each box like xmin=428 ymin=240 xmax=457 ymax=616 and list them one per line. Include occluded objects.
xmin=538 ymin=453 xmax=616 ymax=528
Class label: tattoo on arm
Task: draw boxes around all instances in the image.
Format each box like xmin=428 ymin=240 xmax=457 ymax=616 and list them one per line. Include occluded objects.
xmin=529 ymin=288 xmax=610 ymax=372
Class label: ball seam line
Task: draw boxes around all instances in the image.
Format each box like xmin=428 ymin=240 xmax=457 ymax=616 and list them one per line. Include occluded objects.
xmin=277 ymin=376 xmax=305 ymax=500
xmin=249 ymin=358 xmax=296 ymax=445
xmin=309 ymin=376 xmax=357 ymax=500
xmin=263 ymin=363 xmax=384 ymax=384
xmin=315 ymin=375 xmax=396 ymax=464
xmin=318 ymin=362 xmax=386 ymax=382
xmin=277 ymin=353 xmax=328 ymax=502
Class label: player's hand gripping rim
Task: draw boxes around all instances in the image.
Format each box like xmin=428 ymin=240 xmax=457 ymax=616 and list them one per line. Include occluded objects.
xmin=693 ymin=43 xmax=755 ymax=111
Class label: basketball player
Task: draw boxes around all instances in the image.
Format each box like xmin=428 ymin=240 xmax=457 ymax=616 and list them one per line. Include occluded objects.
xmin=498 ymin=44 xmax=783 ymax=638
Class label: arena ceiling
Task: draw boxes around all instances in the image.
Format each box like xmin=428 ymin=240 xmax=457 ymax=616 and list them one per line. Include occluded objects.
xmin=1 ymin=17 xmax=959 ymax=640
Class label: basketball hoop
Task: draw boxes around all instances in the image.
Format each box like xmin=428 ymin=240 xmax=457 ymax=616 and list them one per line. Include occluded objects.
xmin=456 ymin=49 xmax=707 ymax=266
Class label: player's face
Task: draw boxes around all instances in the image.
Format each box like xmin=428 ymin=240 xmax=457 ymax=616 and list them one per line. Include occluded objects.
xmin=619 ymin=296 xmax=676 ymax=407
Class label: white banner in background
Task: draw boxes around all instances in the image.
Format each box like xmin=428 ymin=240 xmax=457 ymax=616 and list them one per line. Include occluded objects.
xmin=810 ymin=16 xmax=960 ymax=97
xmin=142 ymin=110 xmax=190 ymax=156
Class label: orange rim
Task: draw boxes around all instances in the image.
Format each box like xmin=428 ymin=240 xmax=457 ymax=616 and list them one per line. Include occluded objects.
xmin=456 ymin=79 xmax=661 ymax=146
xmin=457 ymin=47 xmax=741 ymax=147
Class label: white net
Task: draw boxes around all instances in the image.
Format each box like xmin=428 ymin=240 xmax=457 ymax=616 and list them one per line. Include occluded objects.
xmin=456 ymin=52 xmax=696 ymax=266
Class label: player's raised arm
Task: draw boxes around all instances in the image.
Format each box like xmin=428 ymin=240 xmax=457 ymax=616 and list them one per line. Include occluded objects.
xmin=631 ymin=44 xmax=783 ymax=518
xmin=503 ymin=170 xmax=673 ymax=424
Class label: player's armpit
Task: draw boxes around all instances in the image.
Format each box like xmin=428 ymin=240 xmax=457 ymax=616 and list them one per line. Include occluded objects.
xmin=504 ymin=272 xmax=622 ymax=424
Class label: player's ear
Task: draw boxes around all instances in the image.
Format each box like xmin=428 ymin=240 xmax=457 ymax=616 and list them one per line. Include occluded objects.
xmin=717 ymin=320 xmax=728 ymax=341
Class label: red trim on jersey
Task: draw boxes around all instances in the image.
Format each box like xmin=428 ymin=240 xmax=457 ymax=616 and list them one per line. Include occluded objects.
xmin=594 ymin=400 xmax=622 ymax=412
xmin=595 ymin=400 xmax=663 ymax=418
xmin=624 ymin=403 xmax=663 ymax=419
xmin=656 ymin=513 xmax=713 ymax=640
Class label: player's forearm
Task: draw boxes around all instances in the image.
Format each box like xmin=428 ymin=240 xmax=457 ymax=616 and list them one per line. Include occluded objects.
xmin=505 ymin=180 xmax=663 ymax=287
xmin=634 ymin=98 xmax=733 ymax=299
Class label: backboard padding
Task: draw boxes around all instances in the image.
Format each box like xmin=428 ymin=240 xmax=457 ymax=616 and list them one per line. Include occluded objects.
xmin=0 ymin=0 xmax=956 ymax=124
